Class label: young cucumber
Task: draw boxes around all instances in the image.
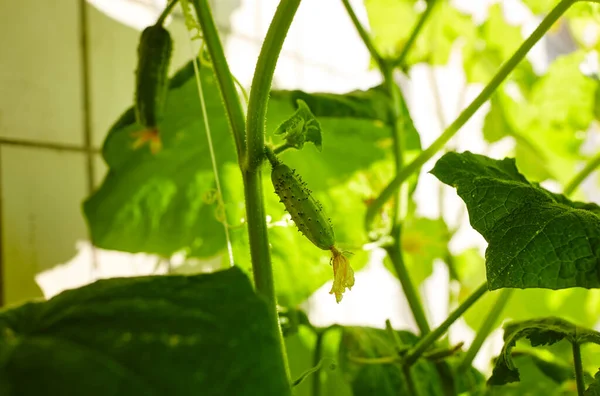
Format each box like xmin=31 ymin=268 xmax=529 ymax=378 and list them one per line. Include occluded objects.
xmin=269 ymin=156 xmax=354 ymax=303
xmin=135 ymin=23 xmax=172 ymax=129
xmin=271 ymin=163 xmax=335 ymax=250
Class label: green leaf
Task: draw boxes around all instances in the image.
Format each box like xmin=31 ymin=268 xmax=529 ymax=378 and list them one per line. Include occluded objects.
xmin=86 ymin=59 xmax=405 ymax=306
xmin=338 ymin=326 xmax=484 ymax=395
xmin=481 ymin=52 xmax=596 ymax=184
xmin=488 ymin=352 xmax=579 ymax=395
xmin=463 ymin=4 xmax=535 ymax=88
xmin=0 ymin=267 xmax=290 ymax=396
xmin=84 ymin=61 xmax=236 ymax=259
xmin=456 ymin=248 xmax=600 ymax=333
xmin=285 ymin=327 xmax=352 ymax=396
xmin=364 ymin=0 xmax=476 ymax=66
xmin=522 ymin=0 xmax=560 ymax=14
xmin=431 ymin=151 xmax=600 ymax=290
xmin=274 ymin=99 xmax=322 ymax=151
xmin=489 ymin=317 xmax=600 ymax=385
xmin=585 ymin=370 xmax=600 ymax=395
xmin=384 ymin=217 xmax=450 ymax=287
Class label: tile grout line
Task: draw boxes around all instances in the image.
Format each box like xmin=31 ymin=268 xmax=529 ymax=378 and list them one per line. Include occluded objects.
xmin=0 ymin=138 xmax=100 ymax=153
xmin=78 ymin=0 xmax=99 ymax=277
xmin=0 ymin=147 xmax=4 ymax=307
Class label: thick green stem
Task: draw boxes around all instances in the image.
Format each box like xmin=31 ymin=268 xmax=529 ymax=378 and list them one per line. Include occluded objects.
xmin=340 ymin=0 xmax=385 ymax=70
xmin=192 ymin=0 xmax=246 ymax=163
xmin=156 ymin=0 xmax=179 ymax=25
xmin=365 ymin=0 xmax=577 ymax=229
xmin=564 ymin=151 xmax=600 ymax=196
xmin=572 ymin=342 xmax=585 ymax=396
xmin=392 ymin=0 xmax=438 ymax=69
xmin=195 ymin=0 xmax=297 ymax=386
xmin=242 ymin=0 xmax=301 ymax=383
xmin=246 ymin=0 xmax=301 ymax=171
xmin=458 ymin=289 xmax=513 ymax=372
xmin=403 ymin=282 xmax=488 ymax=367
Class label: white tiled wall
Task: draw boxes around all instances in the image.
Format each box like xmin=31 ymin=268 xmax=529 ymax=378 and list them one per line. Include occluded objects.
xmin=0 ymin=0 xmax=378 ymax=307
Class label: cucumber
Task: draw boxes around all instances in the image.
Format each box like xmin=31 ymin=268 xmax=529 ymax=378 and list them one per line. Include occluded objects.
xmin=269 ymin=155 xmax=354 ymax=302
xmin=135 ymin=24 xmax=172 ymax=129
xmin=271 ymin=163 xmax=335 ymax=250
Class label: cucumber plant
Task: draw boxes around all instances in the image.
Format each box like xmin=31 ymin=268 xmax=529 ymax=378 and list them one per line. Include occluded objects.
xmin=3 ymin=0 xmax=600 ymax=395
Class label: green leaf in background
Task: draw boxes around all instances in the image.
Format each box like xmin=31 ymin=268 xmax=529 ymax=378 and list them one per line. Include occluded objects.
xmin=274 ymin=99 xmax=322 ymax=151
xmin=384 ymin=217 xmax=450 ymax=287
xmin=364 ymin=0 xmax=476 ymax=67
xmin=285 ymin=327 xmax=352 ymax=396
xmin=0 ymin=267 xmax=290 ymax=396
xmin=585 ymin=370 xmax=600 ymax=395
xmin=338 ymin=326 xmax=484 ymax=395
xmin=84 ymin=61 xmax=237 ymax=259
xmin=463 ymin=4 xmax=535 ymax=88
xmin=85 ymin=59 xmax=408 ymax=306
xmin=481 ymin=51 xmax=597 ymax=184
xmin=488 ymin=352 xmax=580 ymax=395
xmin=456 ymin=248 xmax=600 ymax=336
xmin=522 ymin=0 xmax=563 ymax=15
xmin=489 ymin=317 xmax=600 ymax=386
xmin=431 ymin=151 xmax=600 ymax=290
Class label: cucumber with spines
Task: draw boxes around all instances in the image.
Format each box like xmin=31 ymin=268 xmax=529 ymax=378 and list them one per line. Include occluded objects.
xmin=267 ymin=150 xmax=354 ymax=303
xmin=271 ymin=163 xmax=335 ymax=250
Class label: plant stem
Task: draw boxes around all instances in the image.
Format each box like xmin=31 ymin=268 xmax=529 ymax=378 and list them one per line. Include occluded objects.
xmin=572 ymin=342 xmax=585 ymax=396
xmin=564 ymin=151 xmax=600 ymax=196
xmin=458 ymin=289 xmax=513 ymax=372
xmin=192 ymin=0 xmax=246 ymax=164
xmin=342 ymin=0 xmax=431 ymax=336
xmin=392 ymin=0 xmax=438 ymax=69
xmin=195 ymin=0 xmax=297 ymax=386
xmin=340 ymin=0 xmax=385 ymax=70
xmin=403 ymin=365 xmax=420 ymax=396
xmin=385 ymin=235 xmax=431 ymax=335
xmin=156 ymin=0 xmax=179 ymax=25
xmin=246 ymin=0 xmax=301 ymax=171
xmin=312 ymin=330 xmax=325 ymax=396
xmin=273 ymin=142 xmax=294 ymax=154
xmin=382 ymin=64 xmax=431 ymax=336
xmin=403 ymin=282 xmax=488 ymax=367
xmin=364 ymin=0 xmax=577 ymax=229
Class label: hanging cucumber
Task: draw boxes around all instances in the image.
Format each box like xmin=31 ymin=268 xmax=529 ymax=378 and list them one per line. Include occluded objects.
xmin=267 ymin=149 xmax=354 ymax=303
xmin=132 ymin=23 xmax=173 ymax=154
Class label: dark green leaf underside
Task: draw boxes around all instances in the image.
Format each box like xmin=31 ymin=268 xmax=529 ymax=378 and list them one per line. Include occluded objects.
xmin=489 ymin=316 xmax=600 ymax=385
xmin=0 ymin=267 xmax=290 ymax=396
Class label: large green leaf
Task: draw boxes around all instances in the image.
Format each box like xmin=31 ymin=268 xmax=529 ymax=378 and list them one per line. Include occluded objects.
xmin=364 ymin=0 xmax=476 ymax=67
xmin=489 ymin=317 xmax=600 ymax=386
xmin=431 ymin=151 xmax=600 ymax=290
xmin=338 ymin=326 xmax=484 ymax=395
xmin=0 ymin=267 xmax=290 ymax=396
xmin=85 ymin=59 xmax=409 ymax=305
xmin=84 ymin=61 xmax=236 ymax=259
